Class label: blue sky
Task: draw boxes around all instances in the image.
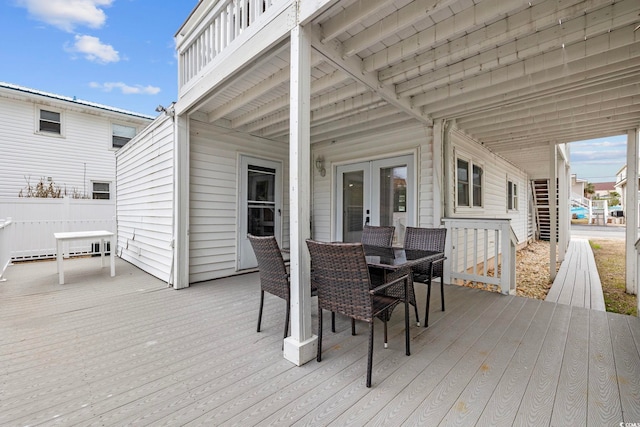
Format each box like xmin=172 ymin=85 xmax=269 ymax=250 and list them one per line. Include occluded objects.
xmin=1 ymin=0 xmax=198 ymax=117
xmin=569 ymin=135 xmax=628 ymax=183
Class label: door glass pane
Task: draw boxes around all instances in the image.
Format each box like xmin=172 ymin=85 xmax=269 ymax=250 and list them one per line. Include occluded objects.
xmin=247 ymin=165 xmax=276 ymax=236
xmin=380 ymin=166 xmax=407 ymax=245
xmin=343 ymin=171 xmax=364 ymax=242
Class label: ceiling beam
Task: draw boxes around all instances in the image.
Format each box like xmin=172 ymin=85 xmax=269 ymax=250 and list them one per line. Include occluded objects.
xmin=415 ymin=34 xmax=640 ymax=114
xmin=309 ymin=24 xmax=431 ymax=126
xmin=243 ymin=84 xmax=380 ymax=133
xmin=396 ymin=0 xmax=638 ymax=97
xmin=376 ymin=0 xmax=616 ymax=79
xmin=457 ymin=84 xmax=640 ymax=129
xmin=362 ymin=0 xmax=532 ymax=71
xmin=342 ymin=0 xmax=462 ymax=57
xmin=231 ymin=68 xmax=350 ymax=127
xmin=472 ymin=109 xmax=640 ymax=141
xmin=320 ymin=0 xmax=392 ymax=42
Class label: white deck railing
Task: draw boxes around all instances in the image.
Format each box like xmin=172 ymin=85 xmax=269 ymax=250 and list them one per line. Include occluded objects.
xmin=442 ymin=218 xmax=517 ymax=295
xmin=0 ymin=218 xmax=13 ymax=281
xmin=179 ymin=0 xmax=281 ymax=88
xmin=11 ymin=219 xmax=115 ymax=261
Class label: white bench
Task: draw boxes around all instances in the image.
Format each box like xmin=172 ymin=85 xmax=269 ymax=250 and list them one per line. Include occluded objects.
xmin=54 ymin=230 xmax=115 ymax=285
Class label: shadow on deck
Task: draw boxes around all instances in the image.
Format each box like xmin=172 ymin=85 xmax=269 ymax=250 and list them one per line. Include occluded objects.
xmin=1 ymin=257 xmax=639 ymax=426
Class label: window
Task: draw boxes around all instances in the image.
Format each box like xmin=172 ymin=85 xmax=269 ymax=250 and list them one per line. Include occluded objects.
xmin=508 ymin=180 xmax=518 ymax=210
xmin=456 ymin=156 xmax=483 ymax=208
xmin=112 ymin=124 xmax=137 ymax=149
xmin=92 ymin=182 xmax=110 ymax=199
xmin=39 ymin=109 xmax=61 ymax=134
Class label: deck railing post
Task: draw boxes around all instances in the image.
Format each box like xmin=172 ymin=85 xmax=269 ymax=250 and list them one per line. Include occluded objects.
xmin=0 ymin=218 xmax=13 ymax=282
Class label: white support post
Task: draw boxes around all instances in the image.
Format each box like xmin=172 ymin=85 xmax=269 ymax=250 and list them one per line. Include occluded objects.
xmin=284 ymin=24 xmax=317 ymax=365
xmin=625 ymin=128 xmax=638 ymax=295
xmin=173 ymin=114 xmax=190 ymax=289
xmin=499 ymin=222 xmax=511 ymax=295
xmin=549 ymin=142 xmax=557 ymax=281
xmin=558 ymin=154 xmax=567 ymax=262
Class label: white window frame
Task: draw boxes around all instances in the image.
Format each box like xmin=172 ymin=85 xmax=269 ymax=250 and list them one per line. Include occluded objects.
xmin=35 ymin=106 xmax=64 ymax=137
xmin=507 ymin=178 xmax=518 ymax=211
xmin=92 ymin=181 xmax=111 ymax=200
xmin=455 ymin=152 xmax=484 ymax=210
xmin=111 ymin=123 xmax=137 ymax=149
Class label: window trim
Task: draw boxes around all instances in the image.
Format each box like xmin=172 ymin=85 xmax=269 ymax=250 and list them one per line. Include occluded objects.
xmin=111 ymin=122 xmax=138 ymax=149
xmin=91 ymin=181 xmax=111 ymax=200
xmin=455 ymin=152 xmax=484 ymax=211
xmin=35 ymin=106 xmax=64 ymax=137
xmin=507 ymin=178 xmax=519 ymax=211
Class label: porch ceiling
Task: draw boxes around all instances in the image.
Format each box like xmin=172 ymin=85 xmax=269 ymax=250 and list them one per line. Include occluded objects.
xmin=192 ymin=0 xmax=640 ymax=175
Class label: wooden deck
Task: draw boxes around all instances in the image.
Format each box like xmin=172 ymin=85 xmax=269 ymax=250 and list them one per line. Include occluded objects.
xmin=1 ymin=257 xmax=639 ymax=426
xmin=546 ymin=238 xmax=606 ymax=310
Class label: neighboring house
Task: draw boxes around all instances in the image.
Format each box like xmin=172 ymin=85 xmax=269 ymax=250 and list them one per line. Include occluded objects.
xmin=615 ymin=164 xmax=640 ymax=222
xmin=0 ymin=82 xmax=153 ymax=200
xmin=115 ymin=1 xmax=639 ymax=364
xmin=571 ymin=174 xmax=587 ymax=198
xmin=592 ymin=181 xmax=617 ymax=200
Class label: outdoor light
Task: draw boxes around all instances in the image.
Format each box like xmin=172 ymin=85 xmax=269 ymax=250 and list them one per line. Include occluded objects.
xmin=315 ymin=157 xmax=326 ymax=177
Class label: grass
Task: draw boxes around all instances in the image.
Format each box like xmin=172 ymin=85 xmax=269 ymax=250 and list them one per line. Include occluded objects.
xmin=589 ymin=239 xmax=637 ymax=316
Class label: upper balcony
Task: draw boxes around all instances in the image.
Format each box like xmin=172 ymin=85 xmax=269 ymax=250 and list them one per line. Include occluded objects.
xmin=175 ymin=0 xmax=291 ymax=105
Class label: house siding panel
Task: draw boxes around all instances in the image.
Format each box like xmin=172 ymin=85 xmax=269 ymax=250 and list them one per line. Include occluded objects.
xmin=311 ymin=122 xmax=434 ymax=242
xmin=0 ymin=92 xmax=150 ymax=199
xmin=115 ymin=116 xmax=174 ymax=283
xmin=188 ymin=120 xmax=289 ymax=283
xmin=449 ymin=129 xmax=529 ymax=243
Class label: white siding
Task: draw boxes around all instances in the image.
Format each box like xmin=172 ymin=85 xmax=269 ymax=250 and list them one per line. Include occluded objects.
xmin=189 ymin=120 xmax=289 ymax=283
xmin=0 ymin=93 xmax=151 ymax=199
xmin=449 ymin=128 xmax=529 ymax=243
xmin=116 ymin=116 xmax=174 ymax=283
xmin=311 ymin=122 xmax=434 ymax=242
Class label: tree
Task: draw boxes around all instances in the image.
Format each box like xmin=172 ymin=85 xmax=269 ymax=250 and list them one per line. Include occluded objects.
xmin=584 ymin=182 xmax=595 ymax=199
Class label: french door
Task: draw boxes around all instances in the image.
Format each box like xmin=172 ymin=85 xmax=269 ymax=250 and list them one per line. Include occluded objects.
xmin=336 ymin=154 xmax=414 ymax=245
xmin=238 ymin=156 xmax=282 ymax=270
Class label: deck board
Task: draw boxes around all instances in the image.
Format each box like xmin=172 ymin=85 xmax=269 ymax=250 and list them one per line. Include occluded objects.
xmin=512 ymin=303 xmax=571 ymax=426
xmin=547 ymin=238 xmax=605 ymax=311
xmin=550 ymin=307 xmax=589 ymax=426
xmin=1 ymin=257 xmax=638 ymax=426
xmin=588 ymin=310 xmax=622 ymax=426
xmin=608 ymin=313 xmax=640 ymax=423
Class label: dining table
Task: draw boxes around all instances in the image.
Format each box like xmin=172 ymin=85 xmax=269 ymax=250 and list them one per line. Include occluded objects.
xmin=363 ymin=244 xmax=444 ymax=272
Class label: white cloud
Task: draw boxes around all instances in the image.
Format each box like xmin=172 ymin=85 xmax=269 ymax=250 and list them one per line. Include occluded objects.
xmin=69 ymin=35 xmax=119 ymax=63
xmin=18 ymin=0 xmax=113 ymax=32
xmin=89 ymin=82 xmax=161 ymax=95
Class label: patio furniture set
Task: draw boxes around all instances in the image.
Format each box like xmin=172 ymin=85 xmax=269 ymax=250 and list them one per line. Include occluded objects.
xmin=249 ymin=226 xmax=446 ymax=387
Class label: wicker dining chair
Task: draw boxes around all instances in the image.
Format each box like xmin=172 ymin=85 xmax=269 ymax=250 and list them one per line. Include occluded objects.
xmin=361 ymin=225 xmax=395 ymax=247
xmin=248 ymin=234 xmax=316 ymax=340
xmin=306 ymin=239 xmax=411 ymax=388
xmin=403 ymin=227 xmax=447 ymax=327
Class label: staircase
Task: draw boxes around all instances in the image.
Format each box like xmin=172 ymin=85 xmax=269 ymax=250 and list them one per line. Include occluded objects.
xmin=531 ymin=179 xmax=556 ymax=241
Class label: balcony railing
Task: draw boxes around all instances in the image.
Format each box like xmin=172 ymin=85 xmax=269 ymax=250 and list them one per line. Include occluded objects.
xmin=442 ymin=218 xmax=517 ymax=295
xmin=179 ymin=0 xmax=281 ymax=88
xmin=0 ymin=218 xmax=13 ymax=281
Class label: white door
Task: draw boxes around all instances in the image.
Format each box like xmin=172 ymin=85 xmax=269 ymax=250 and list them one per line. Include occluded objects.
xmin=336 ymin=154 xmax=414 ymax=245
xmin=238 ymin=156 xmax=282 ymax=270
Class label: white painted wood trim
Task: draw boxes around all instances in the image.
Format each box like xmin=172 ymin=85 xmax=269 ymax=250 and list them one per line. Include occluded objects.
xmin=626 ymin=128 xmax=638 ymax=295
xmin=173 ymin=115 xmax=190 ymax=289
xmin=285 ymin=24 xmax=317 ymax=365
xmin=549 ymin=142 xmax=557 ymax=281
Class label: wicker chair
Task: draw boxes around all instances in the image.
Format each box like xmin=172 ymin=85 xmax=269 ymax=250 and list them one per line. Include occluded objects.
xmin=403 ymin=227 xmax=447 ymax=327
xmin=248 ymin=234 xmax=316 ymax=340
xmin=361 ymin=225 xmax=395 ymax=247
xmin=306 ymin=239 xmax=411 ymax=388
